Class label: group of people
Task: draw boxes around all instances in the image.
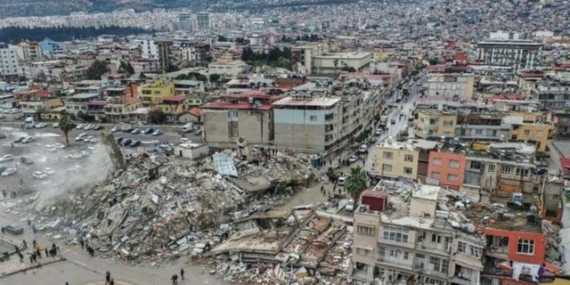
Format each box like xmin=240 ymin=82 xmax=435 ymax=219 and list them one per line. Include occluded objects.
xmin=79 ymin=238 xmax=95 ymax=256
xmin=171 ymin=268 xmax=185 ymax=285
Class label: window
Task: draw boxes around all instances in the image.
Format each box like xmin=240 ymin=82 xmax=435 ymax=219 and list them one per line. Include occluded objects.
xmin=309 ymin=115 xmax=317 ymax=121
xmin=502 ymin=165 xmax=512 ymax=175
xmin=517 ymin=239 xmax=535 ymax=255
xmin=433 ymin=158 xmax=442 ymax=166
xmin=404 ymin=154 xmax=414 ymax=162
xmin=458 ymin=242 xmax=467 ymax=253
xmin=383 ymin=151 xmax=393 ymax=159
xmin=383 ymin=226 xmax=409 ymax=243
xmin=475 ymin=129 xmax=483 ymax=135
xmin=516 ymin=168 xmax=529 ymax=177
xmin=470 ymin=246 xmax=482 ymax=258
xmin=382 ymin=164 xmax=392 ymax=173
xmin=524 ymin=130 xmax=531 ymax=136
xmin=403 ymin=252 xmax=409 ymax=260
xmin=447 ymin=174 xmax=458 ymax=182
xmin=488 ymin=164 xmax=496 ymax=172
xmin=389 ymin=249 xmax=397 ymax=257
xmin=404 ymin=167 xmax=413 ymax=174
xmin=356 ymin=247 xmax=372 ymax=256
xmin=443 ymin=120 xmax=453 ymax=126
xmin=431 ymin=172 xmax=440 ymax=180
xmin=470 ymin=161 xmax=482 ymax=170
xmin=449 ymin=160 xmax=460 ymax=168
xmin=429 ymin=256 xmax=449 ymax=273
xmin=357 ymin=225 xmax=375 ymax=236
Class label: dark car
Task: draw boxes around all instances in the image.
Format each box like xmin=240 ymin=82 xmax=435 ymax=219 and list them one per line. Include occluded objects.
xmin=0 ymin=133 xmax=6 ymax=139
xmin=143 ymin=128 xmax=154 ymax=135
xmin=4 ymin=224 xmax=24 ymax=235
xmin=13 ymin=137 xmax=25 ymax=143
xmin=116 ymin=137 xmax=125 ymax=144
xmin=20 ymin=157 xmax=34 ymax=165
xmin=122 ymin=138 xmax=132 ymax=146
xmin=93 ymin=125 xmax=104 ymax=130
xmin=129 ymin=140 xmax=141 ymax=147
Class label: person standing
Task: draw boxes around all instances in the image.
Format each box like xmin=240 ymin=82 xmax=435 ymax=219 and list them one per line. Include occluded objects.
xmin=180 ymin=268 xmax=185 ymax=280
xmin=105 ymin=271 xmax=111 ymax=285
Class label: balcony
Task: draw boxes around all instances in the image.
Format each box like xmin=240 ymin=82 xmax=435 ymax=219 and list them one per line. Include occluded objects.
xmin=413 ymin=261 xmax=448 ymax=279
xmin=416 ymin=241 xmax=451 ymax=256
xmin=379 ymin=238 xmax=415 ymax=249
xmin=377 ymin=256 xmax=414 ymax=271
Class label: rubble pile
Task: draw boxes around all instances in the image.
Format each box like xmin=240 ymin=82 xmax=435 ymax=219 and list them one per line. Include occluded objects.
xmin=25 ymin=150 xmax=320 ymax=264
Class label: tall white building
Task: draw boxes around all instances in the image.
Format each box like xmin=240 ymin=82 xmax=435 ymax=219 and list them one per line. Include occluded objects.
xmin=476 ymin=39 xmax=543 ymax=72
xmin=196 ymin=12 xmax=211 ymax=30
xmin=140 ymin=40 xmax=158 ymax=60
xmin=0 ymin=43 xmax=22 ymax=79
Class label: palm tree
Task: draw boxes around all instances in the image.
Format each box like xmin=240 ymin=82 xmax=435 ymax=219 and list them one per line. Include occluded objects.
xmin=345 ymin=165 xmax=368 ymax=202
xmin=59 ymin=115 xmax=76 ymax=146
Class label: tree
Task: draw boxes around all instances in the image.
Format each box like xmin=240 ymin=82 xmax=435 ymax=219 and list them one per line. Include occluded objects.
xmin=209 ymin=73 xmax=221 ymax=86
xmin=341 ymin=66 xmax=357 ymax=72
xmin=333 ymin=59 xmax=339 ymax=68
xmin=86 ymin=60 xmax=109 ymax=80
xmin=427 ymin=57 xmax=439 ymax=65
xmin=59 ymin=115 xmax=76 ymax=146
xmin=139 ymin=72 xmax=146 ymax=79
xmin=217 ymin=35 xmax=228 ymax=42
xmin=345 ymin=165 xmax=368 ymax=202
xmin=147 ymin=109 xmax=167 ymax=124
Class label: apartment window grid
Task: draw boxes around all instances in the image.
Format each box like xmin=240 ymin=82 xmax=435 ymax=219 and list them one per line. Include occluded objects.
xmin=458 ymin=242 xmax=467 ymax=253
xmin=383 ymin=151 xmax=393 ymax=159
xmin=424 ymin=277 xmax=445 ymax=285
xmin=516 ymin=168 xmax=530 ymax=177
xmin=433 ymin=158 xmax=442 ymax=166
xmin=383 ymin=226 xmax=410 ymax=243
xmin=470 ymin=246 xmax=482 ymax=258
xmin=488 ymin=164 xmax=496 ymax=173
xmin=447 ymin=174 xmax=458 ymax=182
xmin=449 ymin=160 xmax=460 ymax=169
xmin=357 ymin=225 xmax=375 ymax=236
xmin=404 ymin=154 xmax=414 ymax=162
xmin=429 ymin=256 xmax=449 ymax=273
xmin=517 ymin=239 xmax=535 ymax=255
xmin=383 ymin=164 xmax=393 ymax=173
xmin=404 ymin=167 xmax=413 ymax=175
xmin=502 ymin=165 xmax=512 ymax=175
xmin=524 ymin=130 xmax=531 ymax=136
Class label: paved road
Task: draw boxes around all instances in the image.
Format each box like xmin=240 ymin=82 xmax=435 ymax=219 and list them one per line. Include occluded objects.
xmin=364 ymin=74 xmax=425 ymax=173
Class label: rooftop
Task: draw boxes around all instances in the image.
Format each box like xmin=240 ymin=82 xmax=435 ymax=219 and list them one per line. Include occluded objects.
xmin=67 ymin=93 xmax=100 ymax=100
xmin=272 ymin=96 xmax=340 ymax=107
xmin=202 ymin=101 xmax=273 ymax=111
xmin=375 ymin=138 xmax=438 ymax=150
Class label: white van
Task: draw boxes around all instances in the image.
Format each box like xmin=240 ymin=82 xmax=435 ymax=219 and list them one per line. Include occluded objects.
xmin=24 ymin=117 xmax=35 ymax=129
xmin=182 ymin=123 xmax=193 ymax=133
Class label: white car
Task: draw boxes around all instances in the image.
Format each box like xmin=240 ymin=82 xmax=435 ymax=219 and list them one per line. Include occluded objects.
xmin=22 ymin=137 xmax=35 ymax=144
xmin=32 ymin=171 xmax=48 ymax=180
xmin=52 ymin=122 xmax=59 ymax=128
xmin=75 ymin=133 xmax=87 ymax=141
xmin=53 ymin=143 xmax=65 ymax=149
xmin=44 ymin=145 xmax=56 ymax=152
xmin=111 ymin=126 xmax=121 ymax=132
xmin=83 ymin=136 xmax=94 ymax=142
xmin=348 ymin=155 xmax=359 ymax=163
xmin=180 ymin=138 xmax=191 ymax=143
xmin=43 ymin=168 xmax=55 ymax=175
xmin=0 ymin=155 xmax=14 ymax=162
xmin=152 ymin=130 xmax=163 ymax=136
xmin=345 ymin=200 xmax=355 ymax=212
xmin=337 ymin=176 xmax=346 ymax=186
xmin=76 ymin=124 xmax=85 ymax=129
xmin=1 ymin=168 xmax=17 ymax=177
xmin=358 ymin=144 xmax=368 ymax=154
xmin=34 ymin=123 xmax=46 ymax=129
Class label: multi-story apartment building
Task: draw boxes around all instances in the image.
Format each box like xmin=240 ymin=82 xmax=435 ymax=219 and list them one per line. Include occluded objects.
xmin=202 ymin=90 xmax=280 ymax=147
xmin=18 ymin=90 xmax=63 ymax=119
xmin=427 ymin=144 xmax=467 ymax=190
xmin=290 ymin=43 xmax=329 ymax=74
xmin=17 ymin=41 xmax=42 ymax=61
xmin=416 ymin=110 xmax=458 ymax=139
xmin=424 ymin=65 xmax=475 ymax=99
xmin=352 ymin=185 xmax=485 ymax=285
xmin=532 ymin=76 xmax=570 ymax=111
xmin=476 ymin=40 xmax=542 ymax=72
xmin=174 ymin=80 xmax=204 ymax=95
xmin=155 ymin=40 xmax=174 ymax=72
xmin=0 ymin=43 xmax=22 ymax=80
xmin=311 ymin=52 xmax=372 ymax=73
xmin=103 ymin=96 xmax=142 ymax=122
xmin=63 ymin=93 xmax=101 ymax=115
xmin=371 ymin=139 xmax=422 ymax=181
xmin=196 ymin=12 xmax=211 ymax=30
xmin=271 ymin=80 xmax=381 ymax=154
xmin=139 ymin=79 xmax=175 ymax=106
xmin=39 ymin=38 xmax=65 ymax=55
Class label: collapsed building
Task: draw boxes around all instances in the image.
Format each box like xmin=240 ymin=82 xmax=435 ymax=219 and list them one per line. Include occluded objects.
xmin=25 ymin=146 xmax=322 ymax=266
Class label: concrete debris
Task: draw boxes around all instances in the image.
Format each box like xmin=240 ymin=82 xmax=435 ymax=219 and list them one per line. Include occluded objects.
xmin=17 ymin=149 xmax=322 ymax=266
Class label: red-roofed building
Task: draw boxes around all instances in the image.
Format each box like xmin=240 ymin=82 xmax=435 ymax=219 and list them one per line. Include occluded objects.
xmin=202 ymin=90 xmax=282 ymax=147
xmin=17 ymin=88 xmax=64 ymax=119
xmin=454 ymin=52 xmax=468 ymax=65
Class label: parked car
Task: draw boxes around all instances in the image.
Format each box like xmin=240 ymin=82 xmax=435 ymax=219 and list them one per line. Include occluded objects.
xmin=131 ymin=128 xmax=141 ymax=134
xmin=76 ymin=124 xmax=85 ymax=129
xmin=152 ymin=129 xmax=163 ymax=136
xmin=20 ymin=157 xmax=34 ymax=165
xmin=0 ymin=133 xmax=5 ymax=139
xmin=52 ymin=122 xmax=59 ymax=128
xmin=0 ymin=155 xmax=14 ymax=162
xmin=122 ymin=125 xmax=134 ymax=132
xmin=129 ymin=140 xmax=141 ymax=147
xmin=93 ymin=125 xmax=103 ymax=130
xmin=348 ymin=155 xmax=359 ymax=163
xmin=22 ymin=137 xmax=35 ymax=144
xmin=4 ymin=225 xmax=24 ymax=235
xmin=180 ymin=138 xmax=191 ymax=143
xmin=116 ymin=137 xmax=125 ymax=144
xmin=111 ymin=126 xmax=121 ymax=132
xmin=1 ymin=168 xmax=17 ymax=176
xmin=43 ymin=167 xmax=55 ymax=175
xmin=122 ymin=138 xmax=132 ymax=146
xmin=358 ymin=144 xmax=368 ymax=154
xmin=32 ymin=171 xmax=48 ymax=180
xmin=337 ymin=176 xmax=346 ymax=186
xmin=345 ymin=200 xmax=355 ymax=212
xmin=75 ymin=133 xmax=87 ymax=141
xmin=142 ymin=128 xmax=154 ymax=135
xmin=13 ymin=136 xmax=25 ymax=143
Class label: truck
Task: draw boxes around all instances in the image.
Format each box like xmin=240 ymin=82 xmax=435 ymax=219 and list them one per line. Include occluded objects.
xmin=24 ymin=117 xmax=34 ymax=129
xmin=378 ymin=115 xmax=388 ymax=127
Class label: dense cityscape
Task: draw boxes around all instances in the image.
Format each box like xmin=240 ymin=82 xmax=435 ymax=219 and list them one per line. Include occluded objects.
xmin=0 ymin=0 xmax=570 ymax=285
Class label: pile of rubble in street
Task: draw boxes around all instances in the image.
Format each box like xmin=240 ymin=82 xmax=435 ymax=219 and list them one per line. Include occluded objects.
xmin=17 ymin=147 xmax=323 ymax=266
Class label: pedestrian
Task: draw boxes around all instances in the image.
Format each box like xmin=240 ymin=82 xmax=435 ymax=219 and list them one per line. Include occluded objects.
xmin=171 ymin=274 xmax=178 ymax=285
xmin=36 ymin=248 xmax=42 ymax=259
xmin=22 ymin=240 xmax=27 ymax=248
xmin=320 ymin=185 xmax=324 ymax=193
xmin=29 ymin=255 xmax=33 ymax=264
xmin=180 ymin=268 xmax=185 ymax=280
xmin=32 ymin=239 xmax=36 ymax=247
xmin=18 ymin=252 xmax=23 ymax=262
xmin=1 ymin=227 xmax=4 ymax=234
xmin=44 ymin=248 xmax=48 ymax=257
xmin=4 ymin=251 xmax=9 ymax=260
xmin=14 ymin=245 xmax=19 ymax=254
xmin=105 ymin=271 xmax=111 ymax=285
xmin=66 ymin=282 xmax=69 ymax=285
xmin=80 ymin=239 xmax=84 ymax=249
xmin=1 ymin=190 xmax=6 ymax=198
xmin=110 ymin=279 xmax=114 ymax=285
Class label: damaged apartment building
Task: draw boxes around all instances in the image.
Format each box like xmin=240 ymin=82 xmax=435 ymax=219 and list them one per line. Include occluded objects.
xmin=202 ymin=77 xmax=384 ymax=154
xmin=351 ymin=177 xmax=564 ymax=285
